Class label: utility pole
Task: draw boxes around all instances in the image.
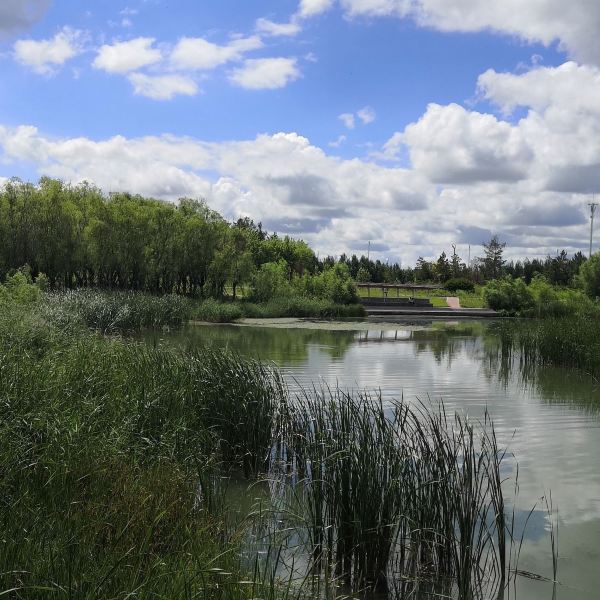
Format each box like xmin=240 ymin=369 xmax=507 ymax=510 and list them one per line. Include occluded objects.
xmin=589 ymin=199 xmax=598 ymax=258
xmin=367 ymin=240 xmax=371 ymax=261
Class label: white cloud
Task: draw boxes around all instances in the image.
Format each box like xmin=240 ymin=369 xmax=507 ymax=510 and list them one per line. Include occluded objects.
xmin=397 ymin=103 xmax=533 ymax=184
xmin=357 ymin=106 xmax=376 ymax=124
xmin=256 ymin=18 xmax=301 ymax=37
xmin=128 ymin=73 xmax=198 ymax=100
xmin=339 ymin=113 xmax=355 ymax=129
xmin=0 ymin=126 xmax=430 ymax=258
xmin=339 ymin=107 xmax=375 ymax=129
xmin=93 ymin=37 xmax=162 ymax=74
xmin=298 ymin=0 xmax=600 ymax=66
xmin=0 ymin=0 xmax=50 ymax=39
xmin=297 ymin=0 xmax=335 ymax=18
xmin=170 ymin=36 xmax=262 ymax=71
xmin=340 ymin=0 xmax=411 ymax=18
xmin=411 ymin=0 xmax=600 ymax=66
xmin=13 ymin=27 xmax=83 ymax=75
xmin=229 ymin=57 xmax=301 ymax=90
xmin=329 ymin=134 xmax=347 ymax=147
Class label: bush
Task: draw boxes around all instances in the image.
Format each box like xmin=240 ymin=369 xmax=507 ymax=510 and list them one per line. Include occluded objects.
xmin=445 ymin=277 xmax=475 ymax=293
xmin=483 ymin=276 xmax=534 ymax=314
xmin=250 ymin=260 xmax=291 ymax=302
xmin=193 ymin=299 xmax=244 ymax=323
xmin=0 ymin=270 xmax=41 ymax=305
xmin=578 ymin=252 xmax=600 ymax=298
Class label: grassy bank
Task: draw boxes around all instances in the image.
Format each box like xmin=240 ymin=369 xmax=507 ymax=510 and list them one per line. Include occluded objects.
xmin=192 ymin=296 xmax=365 ymax=323
xmin=36 ymin=289 xmax=364 ymax=328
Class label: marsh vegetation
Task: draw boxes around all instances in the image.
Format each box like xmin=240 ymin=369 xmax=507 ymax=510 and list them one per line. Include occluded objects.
xmin=0 ymin=277 xmax=562 ymax=599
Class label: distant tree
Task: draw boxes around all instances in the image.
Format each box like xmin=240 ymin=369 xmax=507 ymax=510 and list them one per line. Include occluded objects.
xmin=356 ymin=266 xmax=371 ymax=282
xmin=450 ymin=244 xmax=466 ymax=278
xmin=415 ymin=257 xmax=433 ymax=282
xmin=481 ymin=235 xmax=506 ymax=280
xmin=435 ymin=252 xmax=451 ymax=282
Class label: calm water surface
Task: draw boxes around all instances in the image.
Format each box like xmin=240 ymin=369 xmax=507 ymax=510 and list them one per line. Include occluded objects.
xmin=146 ymin=318 xmax=600 ymax=600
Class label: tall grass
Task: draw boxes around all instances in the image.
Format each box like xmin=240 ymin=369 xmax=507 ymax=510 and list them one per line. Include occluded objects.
xmin=498 ymin=315 xmax=600 ymax=379
xmin=0 ymin=305 xmax=285 ymax=598
xmin=42 ymin=289 xmax=191 ymax=332
xmin=192 ymin=296 xmax=366 ymax=323
xmin=274 ymin=388 xmax=521 ymax=598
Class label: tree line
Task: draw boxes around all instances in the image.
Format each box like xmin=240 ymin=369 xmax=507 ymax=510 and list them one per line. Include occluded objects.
xmin=0 ymin=178 xmax=318 ymax=297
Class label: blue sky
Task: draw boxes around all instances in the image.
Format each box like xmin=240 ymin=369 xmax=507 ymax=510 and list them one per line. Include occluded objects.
xmin=1 ymin=0 xmax=599 ymax=263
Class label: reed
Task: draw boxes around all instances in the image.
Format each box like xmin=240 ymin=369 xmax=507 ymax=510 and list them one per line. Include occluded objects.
xmin=42 ymin=289 xmax=191 ymax=332
xmin=273 ymin=388 xmax=521 ymax=598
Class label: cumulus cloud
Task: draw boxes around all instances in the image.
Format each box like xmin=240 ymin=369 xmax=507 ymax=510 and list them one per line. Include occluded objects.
xmin=0 ymin=0 xmax=51 ymax=39
xmin=397 ymin=103 xmax=533 ymax=184
xmin=229 ymin=57 xmax=301 ymax=90
xmin=170 ymin=36 xmax=262 ymax=71
xmin=297 ymin=0 xmax=335 ymax=18
xmin=411 ymin=0 xmax=600 ymax=66
xmin=13 ymin=27 xmax=83 ymax=75
xmin=298 ymin=0 xmax=600 ymax=66
xmin=339 ymin=107 xmax=376 ymax=130
xmin=477 ymin=62 xmax=600 ymax=193
xmin=128 ymin=73 xmax=198 ymax=100
xmin=93 ymin=37 xmax=162 ymax=74
xmin=256 ymin=18 xmax=301 ymax=37
xmin=4 ymin=57 xmax=600 ymax=261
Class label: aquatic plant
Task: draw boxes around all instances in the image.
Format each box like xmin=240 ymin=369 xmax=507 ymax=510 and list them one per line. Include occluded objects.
xmin=274 ymin=388 xmax=524 ymax=598
xmin=42 ymin=289 xmax=191 ymax=332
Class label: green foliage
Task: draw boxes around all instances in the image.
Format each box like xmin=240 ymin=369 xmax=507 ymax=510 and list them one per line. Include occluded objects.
xmin=356 ymin=266 xmax=371 ymax=282
xmin=480 ymin=235 xmax=506 ymax=280
xmin=251 ymin=260 xmax=292 ymax=302
xmin=193 ymin=298 xmax=244 ymax=323
xmin=42 ymin=290 xmax=190 ymax=333
xmin=483 ymin=276 xmax=533 ymax=313
xmin=301 ymin=262 xmax=359 ymax=304
xmin=445 ymin=277 xmax=475 ymax=293
xmin=0 ymin=270 xmax=41 ymax=305
xmin=243 ymin=296 xmax=365 ymax=319
xmin=0 ymin=303 xmax=288 ymax=597
xmin=578 ymin=252 xmax=600 ymax=298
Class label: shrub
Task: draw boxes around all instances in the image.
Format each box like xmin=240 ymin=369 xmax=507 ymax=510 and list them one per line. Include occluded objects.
xmin=483 ymin=276 xmax=534 ymax=313
xmin=578 ymin=252 xmax=600 ymax=298
xmin=0 ymin=270 xmax=41 ymax=305
xmin=445 ymin=277 xmax=475 ymax=293
xmin=193 ymin=299 xmax=244 ymax=323
xmin=250 ymin=260 xmax=291 ymax=302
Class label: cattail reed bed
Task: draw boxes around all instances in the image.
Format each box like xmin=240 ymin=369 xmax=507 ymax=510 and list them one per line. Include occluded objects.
xmin=272 ymin=388 xmax=517 ymax=599
xmin=0 ymin=303 xmax=556 ymax=598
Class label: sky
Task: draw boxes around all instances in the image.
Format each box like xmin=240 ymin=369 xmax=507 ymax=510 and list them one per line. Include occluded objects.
xmin=1 ymin=0 xmax=600 ymax=265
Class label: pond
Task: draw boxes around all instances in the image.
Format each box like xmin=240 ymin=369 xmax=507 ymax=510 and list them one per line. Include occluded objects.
xmin=143 ymin=318 xmax=600 ymax=600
